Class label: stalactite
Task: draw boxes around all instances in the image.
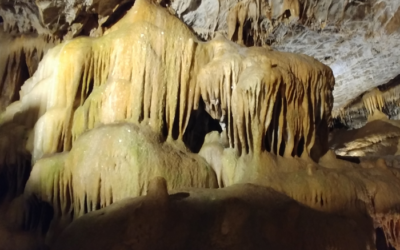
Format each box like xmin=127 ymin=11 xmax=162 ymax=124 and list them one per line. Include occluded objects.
xmin=26 ymin=123 xmax=217 ymax=219
xmin=0 ymin=30 xmax=57 ymax=112
xmin=6 ymin=0 xmax=334 ymax=221
xmin=2 ymin=0 xmax=334 ymax=166
xmin=196 ymin=42 xmax=334 ymax=159
xmin=362 ymin=88 xmax=385 ymax=115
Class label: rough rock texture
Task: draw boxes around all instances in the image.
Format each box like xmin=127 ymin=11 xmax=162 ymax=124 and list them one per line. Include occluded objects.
xmin=0 ymin=0 xmax=129 ymax=36
xmin=332 ymin=77 xmax=400 ymax=129
xmin=171 ymin=0 xmax=400 ymax=120
xmin=330 ymin=113 xmax=400 ymax=157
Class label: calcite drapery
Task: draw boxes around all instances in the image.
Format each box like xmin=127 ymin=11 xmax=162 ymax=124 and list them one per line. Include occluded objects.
xmin=1 ymin=0 xmax=334 ymax=225
xmin=2 ymin=1 xmax=400 ymax=250
xmin=196 ymin=38 xmax=333 ymax=158
xmin=0 ymin=29 xmax=57 ymax=111
xmin=5 ymin=0 xmax=334 ymax=164
xmin=25 ymin=124 xmax=217 ymax=218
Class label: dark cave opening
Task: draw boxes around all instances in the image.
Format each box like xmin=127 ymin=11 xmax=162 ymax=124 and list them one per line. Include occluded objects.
xmin=24 ymin=194 xmax=54 ymax=235
xmin=376 ymin=227 xmax=396 ymax=250
xmin=0 ymin=49 xmax=31 ymax=110
xmin=295 ymin=137 xmax=305 ymax=157
xmin=0 ymin=156 xmax=31 ymax=204
xmin=183 ymin=99 xmax=222 ymax=153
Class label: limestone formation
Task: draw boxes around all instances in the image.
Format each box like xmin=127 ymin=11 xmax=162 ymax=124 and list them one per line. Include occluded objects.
xmin=25 ymin=123 xmax=217 ymax=220
xmin=330 ymin=116 xmax=400 ymax=157
xmin=0 ymin=29 xmax=58 ymax=111
xmin=1 ymin=0 xmax=334 ymax=166
xmin=170 ymin=0 xmax=400 ymax=119
xmin=2 ymin=0 xmax=400 ymax=121
xmin=0 ymin=0 xmax=400 ymax=250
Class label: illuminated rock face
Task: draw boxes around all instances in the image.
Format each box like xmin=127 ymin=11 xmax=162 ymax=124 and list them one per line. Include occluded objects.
xmin=330 ymin=119 xmax=400 ymax=157
xmin=172 ymin=0 xmax=400 ymax=122
xmin=2 ymin=0 xmax=333 ymax=165
xmin=2 ymin=1 xmax=400 ymax=250
xmin=2 ymin=0 xmax=400 ymax=124
xmin=25 ymin=123 xmax=217 ymax=219
xmin=0 ymin=0 xmax=333 ymax=218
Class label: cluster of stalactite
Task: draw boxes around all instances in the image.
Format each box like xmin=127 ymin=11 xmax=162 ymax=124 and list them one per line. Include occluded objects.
xmin=0 ymin=0 xmax=334 ymax=225
xmin=0 ymin=31 xmax=57 ymax=111
xmin=197 ymin=38 xmax=334 ymax=158
xmin=2 ymin=0 xmax=334 ymax=165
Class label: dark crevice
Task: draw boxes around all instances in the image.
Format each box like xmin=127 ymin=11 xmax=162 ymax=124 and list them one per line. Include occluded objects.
xmin=296 ymin=137 xmax=305 ymax=157
xmin=0 ymin=156 xmax=31 ymax=203
xmin=169 ymin=192 xmax=190 ymax=201
xmin=279 ymin=91 xmax=288 ymax=157
xmin=171 ymin=80 xmax=181 ymax=140
xmin=375 ymin=227 xmax=396 ymax=250
xmin=75 ymin=14 xmax=99 ymax=37
xmin=329 ymin=117 xmax=350 ymax=130
xmin=283 ymin=9 xmax=291 ymax=19
xmin=12 ymin=51 xmax=30 ymax=103
xmin=336 ymin=155 xmax=360 ymax=163
xmin=101 ymin=1 xmax=135 ymax=29
xmin=378 ymin=74 xmax=400 ymax=92
xmin=0 ymin=50 xmax=30 ymax=110
xmin=83 ymin=195 xmax=88 ymax=214
xmin=78 ymin=78 xmax=94 ymax=108
xmin=243 ymin=20 xmax=254 ymax=46
xmin=278 ymin=136 xmax=286 ymax=156
xmin=24 ymin=194 xmax=54 ymax=235
xmin=180 ymin=0 xmax=201 ymax=17
xmin=264 ymin=89 xmax=284 ymax=155
xmin=183 ymin=99 xmax=222 ymax=153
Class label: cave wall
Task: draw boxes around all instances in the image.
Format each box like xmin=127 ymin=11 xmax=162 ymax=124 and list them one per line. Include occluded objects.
xmin=0 ymin=0 xmax=400 ymax=250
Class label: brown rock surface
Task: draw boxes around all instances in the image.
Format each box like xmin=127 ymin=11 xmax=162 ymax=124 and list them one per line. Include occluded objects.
xmin=330 ymin=117 xmax=400 ymax=157
xmin=53 ymin=180 xmax=376 ymax=250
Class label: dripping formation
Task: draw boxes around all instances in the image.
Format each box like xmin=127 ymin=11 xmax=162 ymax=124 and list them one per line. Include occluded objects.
xmin=2 ymin=1 xmax=400 ymax=250
xmin=3 ymin=0 xmax=335 ymax=165
xmin=196 ymin=40 xmax=334 ymax=159
xmin=0 ymin=0 xmax=335 ymax=222
xmin=332 ymin=75 xmax=400 ymax=129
